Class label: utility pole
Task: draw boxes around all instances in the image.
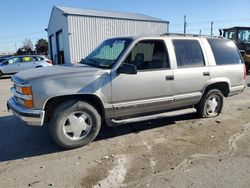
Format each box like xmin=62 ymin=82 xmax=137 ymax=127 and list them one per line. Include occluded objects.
xmin=210 ymin=21 xmax=214 ymax=36
xmin=184 ymin=15 xmax=187 ymax=34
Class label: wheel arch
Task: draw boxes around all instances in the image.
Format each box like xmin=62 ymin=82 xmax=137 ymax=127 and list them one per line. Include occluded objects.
xmin=203 ymin=80 xmax=230 ymax=97
xmin=43 ymin=94 xmax=106 ymax=123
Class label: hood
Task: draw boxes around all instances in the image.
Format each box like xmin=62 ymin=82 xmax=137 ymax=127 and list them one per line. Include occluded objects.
xmin=13 ymin=64 xmax=109 ymax=84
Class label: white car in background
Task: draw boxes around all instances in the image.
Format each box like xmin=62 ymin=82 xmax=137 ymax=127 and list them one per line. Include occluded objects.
xmin=0 ymin=55 xmax=52 ymax=78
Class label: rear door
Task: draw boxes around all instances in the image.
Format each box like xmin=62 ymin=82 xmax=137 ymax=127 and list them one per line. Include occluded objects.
xmin=20 ymin=56 xmax=37 ymax=70
xmin=170 ymin=39 xmax=210 ymax=107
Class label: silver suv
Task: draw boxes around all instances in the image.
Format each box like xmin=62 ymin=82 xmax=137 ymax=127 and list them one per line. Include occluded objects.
xmin=7 ymin=34 xmax=246 ymax=149
xmin=0 ymin=55 xmax=52 ymax=78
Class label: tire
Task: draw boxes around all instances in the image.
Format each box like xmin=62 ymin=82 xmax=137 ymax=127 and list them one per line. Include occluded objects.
xmin=49 ymin=100 xmax=101 ymax=149
xmin=196 ymin=89 xmax=224 ymax=118
xmin=0 ymin=71 xmax=2 ymax=79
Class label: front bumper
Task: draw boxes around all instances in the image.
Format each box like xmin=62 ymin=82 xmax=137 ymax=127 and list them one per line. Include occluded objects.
xmin=7 ymin=97 xmax=45 ymax=126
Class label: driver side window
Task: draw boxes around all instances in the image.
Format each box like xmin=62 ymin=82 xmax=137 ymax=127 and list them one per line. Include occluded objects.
xmin=124 ymin=40 xmax=170 ymax=70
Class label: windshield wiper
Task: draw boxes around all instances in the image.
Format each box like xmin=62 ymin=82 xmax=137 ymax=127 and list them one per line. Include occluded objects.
xmin=80 ymin=58 xmax=111 ymax=69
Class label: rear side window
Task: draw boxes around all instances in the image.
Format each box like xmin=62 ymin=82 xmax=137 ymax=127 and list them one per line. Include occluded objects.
xmin=207 ymin=39 xmax=242 ymax=65
xmin=173 ymin=39 xmax=205 ymax=67
xmin=35 ymin=56 xmax=45 ymax=61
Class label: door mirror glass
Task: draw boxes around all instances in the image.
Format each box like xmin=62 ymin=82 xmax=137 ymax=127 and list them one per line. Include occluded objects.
xmin=117 ymin=63 xmax=137 ymax=74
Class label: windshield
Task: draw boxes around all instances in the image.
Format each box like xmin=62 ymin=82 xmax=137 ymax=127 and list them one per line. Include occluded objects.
xmin=80 ymin=38 xmax=132 ymax=69
xmin=238 ymin=29 xmax=250 ymax=43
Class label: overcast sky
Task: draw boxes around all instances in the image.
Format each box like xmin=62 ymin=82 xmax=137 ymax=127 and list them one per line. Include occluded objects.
xmin=0 ymin=0 xmax=250 ymax=53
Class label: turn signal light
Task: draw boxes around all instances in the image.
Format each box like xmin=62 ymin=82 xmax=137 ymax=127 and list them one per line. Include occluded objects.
xmin=24 ymin=100 xmax=33 ymax=108
xmin=22 ymin=86 xmax=32 ymax=95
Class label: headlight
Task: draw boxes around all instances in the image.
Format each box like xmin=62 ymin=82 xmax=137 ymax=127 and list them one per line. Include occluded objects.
xmin=13 ymin=84 xmax=33 ymax=108
xmin=15 ymin=85 xmax=32 ymax=95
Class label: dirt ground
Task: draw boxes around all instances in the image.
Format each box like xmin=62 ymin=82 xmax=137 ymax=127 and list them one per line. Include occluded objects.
xmin=1 ymin=76 xmax=250 ymax=188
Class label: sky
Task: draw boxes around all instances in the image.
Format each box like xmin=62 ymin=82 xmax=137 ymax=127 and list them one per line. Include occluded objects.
xmin=0 ymin=0 xmax=250 ymax=53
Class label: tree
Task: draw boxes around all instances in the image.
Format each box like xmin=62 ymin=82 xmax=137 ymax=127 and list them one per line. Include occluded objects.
xmin=35 ymin=39 xmax=48 ymax=55
xmin=23 ymin=38 xmax=33 ymax=51
xmin=15 ymin=38 xmax=34 ymax=55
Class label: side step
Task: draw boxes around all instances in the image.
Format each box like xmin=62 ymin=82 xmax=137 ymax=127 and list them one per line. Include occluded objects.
xmin=106 ymin=108 xmax=197 ymax=127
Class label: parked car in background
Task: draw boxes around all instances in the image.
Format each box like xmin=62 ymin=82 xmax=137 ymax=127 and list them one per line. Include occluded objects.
xmin=0 ymin=55 xmax=52 ymax=78
xmin=0 ymin=57 xmax=7 ymax=63
xmin=7 ymin=34 xmax=245 ymax=149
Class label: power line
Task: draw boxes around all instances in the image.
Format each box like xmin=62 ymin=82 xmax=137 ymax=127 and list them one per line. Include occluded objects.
xmin=170 ymin=18 xmax=250 ymax=27
xmin=0 ymin=31 xmax=45 ymax=40
xmin=0 ymin=36 xmax=47 ymax=45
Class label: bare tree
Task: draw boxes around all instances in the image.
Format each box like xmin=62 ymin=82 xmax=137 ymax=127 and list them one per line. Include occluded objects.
xmin=23 ymin=38 xmax=33 ymax=51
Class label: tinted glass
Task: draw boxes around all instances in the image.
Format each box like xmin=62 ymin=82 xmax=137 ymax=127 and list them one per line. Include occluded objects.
xmin=207 ymin=39 xmax=242 ymax=65
xmin=125 ymin=40 xmax=170 ymax=70
xmin=173 ymin=40 xmax=205 ymax=67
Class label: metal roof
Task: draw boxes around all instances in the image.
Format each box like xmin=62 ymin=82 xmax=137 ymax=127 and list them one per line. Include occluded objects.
xmin=55 ymin=6 xmax=168 ymax=23
xmin=223 ymin=26 xmax=250 ymax=30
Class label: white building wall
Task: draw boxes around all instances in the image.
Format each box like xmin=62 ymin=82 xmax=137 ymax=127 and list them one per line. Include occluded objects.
xmin=47 ymin=8 xmax=71 ymax=64
xmin=67 ymin=16 xmax=168 ymax=63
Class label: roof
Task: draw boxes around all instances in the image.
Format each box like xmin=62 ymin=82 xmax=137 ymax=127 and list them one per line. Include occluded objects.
xmin=223 ymin=26 xmax=250 ymax=30
xmin=55 ymin=6 xmax=168 ymax=23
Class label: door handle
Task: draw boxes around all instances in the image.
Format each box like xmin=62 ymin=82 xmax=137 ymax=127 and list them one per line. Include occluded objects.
xmin=166 ymin=75 xmax=174 ymax=80
xmin=203 ymin=72 xmax=210 ymax=76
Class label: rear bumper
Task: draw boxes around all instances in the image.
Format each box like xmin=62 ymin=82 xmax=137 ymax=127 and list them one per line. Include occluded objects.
xmin=7 ymin=97 xmax=45 ymax=126
xmin=228 ymin=85 xmax=245 ymax=97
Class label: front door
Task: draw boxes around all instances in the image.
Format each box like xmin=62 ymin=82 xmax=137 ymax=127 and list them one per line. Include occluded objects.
xmin=111 ymin=40 xmax=175 ymax=118
xmin=2 ymin=57 xmax=23 ymax=74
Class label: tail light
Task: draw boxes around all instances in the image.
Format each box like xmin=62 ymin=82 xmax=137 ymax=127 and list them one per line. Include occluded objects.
xmin=243 ymin=64 xmax=246 ymax=80
xmin=46 ymin=60 xmax=52 ymax=64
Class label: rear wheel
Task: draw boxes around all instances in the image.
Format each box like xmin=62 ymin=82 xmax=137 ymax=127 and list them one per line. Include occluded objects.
xmin=196 ymin=89 xmax=224 ymax=118
xmin=49 ymin=100 xmax=101 ymax=149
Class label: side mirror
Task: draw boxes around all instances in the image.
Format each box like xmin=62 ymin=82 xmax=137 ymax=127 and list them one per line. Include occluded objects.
xmin=117 ymin=63 xmax=137 ymax=74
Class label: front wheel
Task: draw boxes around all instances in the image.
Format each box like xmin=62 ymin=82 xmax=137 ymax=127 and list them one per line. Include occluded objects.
xmin=49 ymin=100 xmax=101 ymax=149
xmin=196 ymin=89 xmax=224 ymax=118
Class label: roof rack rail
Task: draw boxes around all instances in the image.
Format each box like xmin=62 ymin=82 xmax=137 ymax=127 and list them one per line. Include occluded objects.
xmin=161 ymin=33 xmax=223 ymax=38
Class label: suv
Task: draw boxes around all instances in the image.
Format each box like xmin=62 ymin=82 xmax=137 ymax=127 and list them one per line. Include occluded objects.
xmin=0 ymin=55 xmax=52 ymax=78
xmin=7 ymin=34 xmax=245 ymax=149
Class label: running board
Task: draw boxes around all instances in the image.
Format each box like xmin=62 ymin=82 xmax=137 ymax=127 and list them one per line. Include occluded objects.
xmin=106 ymin=108 xmax=197 ymax=127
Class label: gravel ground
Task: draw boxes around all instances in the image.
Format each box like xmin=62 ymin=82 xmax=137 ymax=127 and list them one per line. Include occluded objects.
xmin=0 ymin=75 xmax=250 ymax=188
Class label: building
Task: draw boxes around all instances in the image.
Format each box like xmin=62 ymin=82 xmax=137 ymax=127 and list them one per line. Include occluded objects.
xmin=47 ymin=6 xmax=169 ymax=65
